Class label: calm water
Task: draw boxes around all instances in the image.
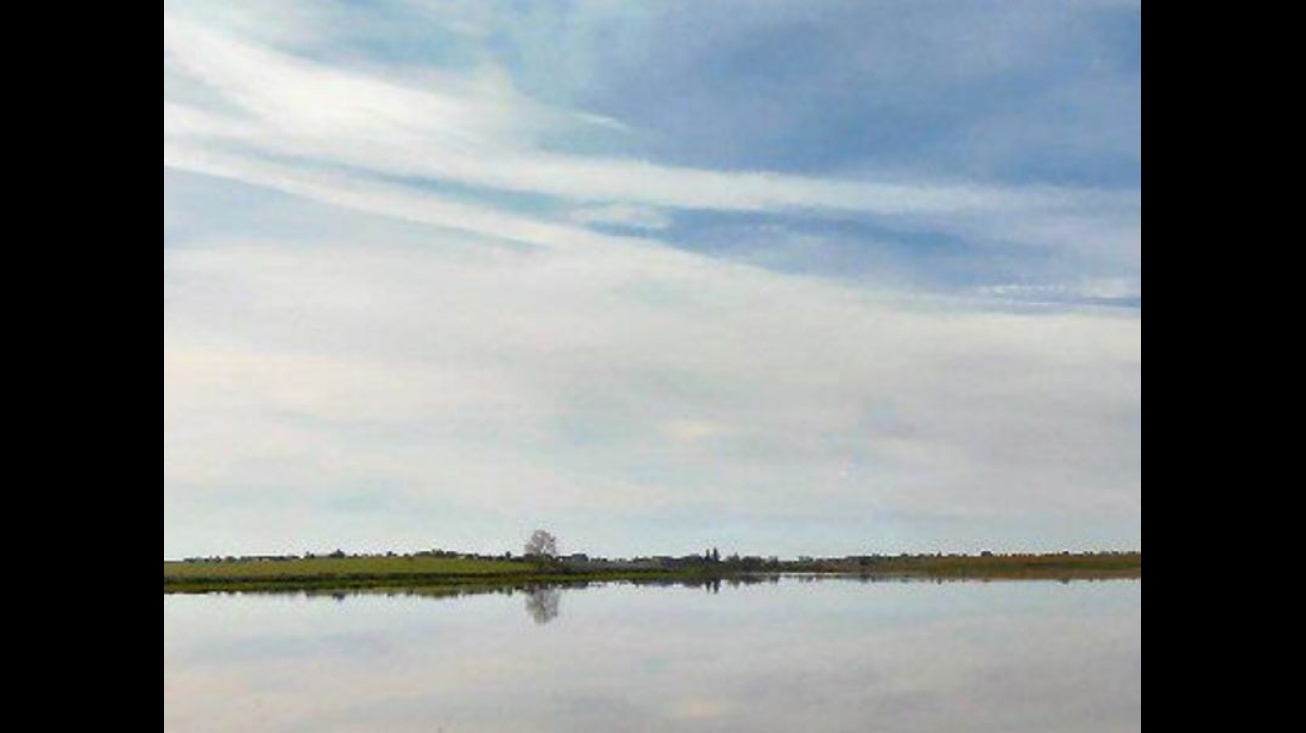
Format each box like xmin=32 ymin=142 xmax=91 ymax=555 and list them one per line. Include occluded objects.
xmin=164 ymin=579 xmax=1142 ymax=733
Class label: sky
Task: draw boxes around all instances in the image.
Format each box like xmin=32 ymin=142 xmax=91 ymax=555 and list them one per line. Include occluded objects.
xmin=163 ymin=0 xmax=1142 ymax=560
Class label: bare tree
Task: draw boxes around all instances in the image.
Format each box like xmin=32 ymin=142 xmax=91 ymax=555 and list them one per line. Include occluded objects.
xmin=525 ymin=530 xmax=560 ymax=560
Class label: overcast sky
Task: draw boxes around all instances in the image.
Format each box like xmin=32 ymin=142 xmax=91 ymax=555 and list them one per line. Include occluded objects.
xmin=163 ymin=0 xmax=1142 ymax=560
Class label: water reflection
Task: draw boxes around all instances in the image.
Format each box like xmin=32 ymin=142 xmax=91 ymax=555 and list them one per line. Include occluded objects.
xmin=260 ymin=576 xmax=794 ymax=624
xmin=166 ymin=579 xmax=1142 ymax=733
xmin=199 ymin=574 xmax=1133 ymax=627
xmin=524 ymin=587 xmax=561 ymax=625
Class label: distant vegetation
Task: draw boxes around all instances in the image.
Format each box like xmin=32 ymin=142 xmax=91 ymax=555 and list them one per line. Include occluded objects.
xmin=794 ymin=552 xmax=1143 ymax=580
xmin=165 ymin=547 xmax=1141 ymax=595
xmin=166 ymin=553 xmax=530 ymax=579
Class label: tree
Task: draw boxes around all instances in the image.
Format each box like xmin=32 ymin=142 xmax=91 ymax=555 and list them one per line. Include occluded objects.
xmin=525 ymin=530 xmax=560 ymax=560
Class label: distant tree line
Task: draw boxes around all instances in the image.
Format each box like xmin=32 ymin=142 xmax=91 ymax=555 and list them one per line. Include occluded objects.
xmin=179 ymin=544 xmax=1140 ymax=572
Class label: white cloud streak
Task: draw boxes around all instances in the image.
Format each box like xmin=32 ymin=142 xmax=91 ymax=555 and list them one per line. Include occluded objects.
xmin=570 ymin=204 xmax=673 ymax=232
xmin=163 ymin=13 xmax=1138 ymax=238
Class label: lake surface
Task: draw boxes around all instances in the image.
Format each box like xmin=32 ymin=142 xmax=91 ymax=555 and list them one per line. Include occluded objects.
xmin=164 ymin=579 xmax=1141 ymax=733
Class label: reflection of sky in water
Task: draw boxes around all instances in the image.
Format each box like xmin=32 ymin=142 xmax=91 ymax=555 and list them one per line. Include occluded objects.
xmin=164 ymin=580 xmax=1142 ymax=733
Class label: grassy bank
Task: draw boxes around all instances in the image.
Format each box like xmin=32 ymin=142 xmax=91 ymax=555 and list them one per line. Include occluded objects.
xmin=839 ymin=553 xmax=1143 ymax=581
xmin=165 ymin=555 xmax=530 ymax=581
xmin=164 ymin=555 xmax=598 ymax=594
xmin=164 ymin=552 xmax=1141 ymax=595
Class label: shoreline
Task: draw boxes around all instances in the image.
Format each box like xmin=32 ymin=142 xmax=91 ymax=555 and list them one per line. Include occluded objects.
xmin=165 ymin=553 xmax=1142 ymax=595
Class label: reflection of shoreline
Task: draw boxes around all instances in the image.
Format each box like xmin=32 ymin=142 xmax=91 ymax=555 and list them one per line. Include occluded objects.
xmin=165 ymin=555 xmax=1143 ymax=597
xmin=193 ymin=572 xmax=1140 ymax=613
xmin=165 ymin=556 xmax=1144 ymax=598
xmin=292 ymin=577 xmax=762 ymax=606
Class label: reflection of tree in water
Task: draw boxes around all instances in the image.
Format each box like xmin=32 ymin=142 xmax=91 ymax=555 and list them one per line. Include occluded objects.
xmin=290 ymin=576 xmax=778 ymax=617
xmin=525 ymin=587 xmax=562 ymax=625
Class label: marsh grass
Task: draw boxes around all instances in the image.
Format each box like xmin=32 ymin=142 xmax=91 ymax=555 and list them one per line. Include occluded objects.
xmin=164 ymin=553 xmax=1140 ymax=595
xmin=165 ymin=555 xmax=530 ymax=580
xmin=849 ymin=553 xmax=1143 ymax=580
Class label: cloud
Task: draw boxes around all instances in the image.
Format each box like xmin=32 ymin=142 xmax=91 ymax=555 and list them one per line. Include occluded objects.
xmin=163 ymin=2 xmax=1142 ymax=557
xmin=570 ymin=204 xmax=673 ymax=232
xmin=980 ymin=278 xmax=1142 ymax=305
xmin=163 ymin=12 xmax=1138 ymax=243
xmin=165 ymin=185 xmax=1141 ymax=556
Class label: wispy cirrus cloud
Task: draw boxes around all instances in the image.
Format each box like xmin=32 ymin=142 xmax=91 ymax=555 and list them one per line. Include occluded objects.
xmin=570 ymin=204 xmax=673 ymax=232
xmin=163 ymin=11 xmax=1138 ymax=256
